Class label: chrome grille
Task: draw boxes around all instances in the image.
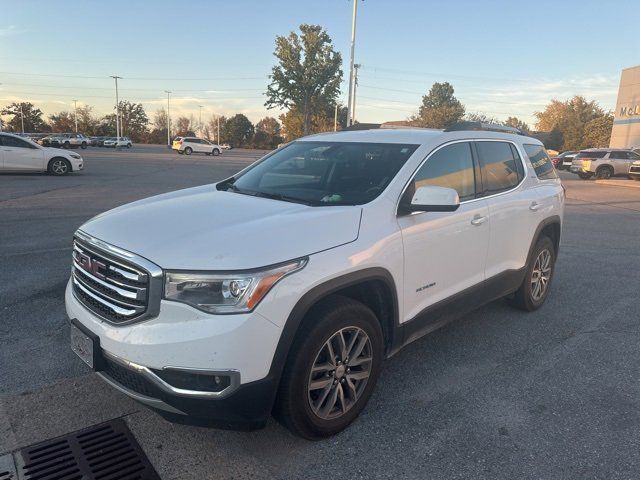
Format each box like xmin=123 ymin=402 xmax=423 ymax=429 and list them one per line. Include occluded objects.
xmin=71 ymin=235 xmax=159 ymax=325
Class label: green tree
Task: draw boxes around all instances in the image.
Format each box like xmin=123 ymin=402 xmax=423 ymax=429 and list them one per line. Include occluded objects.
xmin=535 ymin=96 xmax=606 ymax=150
xmin=413 ymin=82 xmax=465 ymax=128
xmin=222 ymin=114 xmax=254 ymax=147
xmin=48 ymin=111 xmax=76 ymax=132
xmin=265 ymin=24 xmax=343 ymax=136
xmin=118 ymin=101 xmax=149 ymax=141
xmin=145 ymin=108 xmax=169 ymax=144
xmin=174 ymin=116 xmax=195 ymax=137
xmin=280 ymin=103 xmax=346 ymax=141
xmin=465 ymin=112 xmax=500 ymax=124
xmin=583 ymin=113 xmax=613 ymax=148
xmin=504 ymin=116 xmax=530 ymax=132
xmin=253 ymin=116 xmax=282 ymax=149
xmin=76 ymin=105 xmax=99 ymax=135
xmin=1 ymin=102 xmax=49 ymax=132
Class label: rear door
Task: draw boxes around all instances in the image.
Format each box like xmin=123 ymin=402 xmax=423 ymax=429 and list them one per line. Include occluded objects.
xmin=475 ymin=140 xmax=534 ymax=278
xmin=0 ymin=134 xmax=44 ymax=171
xmin=609 ymin=151 xmax=634 ymax=174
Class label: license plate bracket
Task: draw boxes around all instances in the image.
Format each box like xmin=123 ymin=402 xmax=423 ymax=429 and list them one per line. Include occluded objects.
xmin=70 ymin=319 xmax=100 ymax=370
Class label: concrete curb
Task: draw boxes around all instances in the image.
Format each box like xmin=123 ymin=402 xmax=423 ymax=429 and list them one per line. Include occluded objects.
xmin=594 ymin=179 xmax=640 ymax=189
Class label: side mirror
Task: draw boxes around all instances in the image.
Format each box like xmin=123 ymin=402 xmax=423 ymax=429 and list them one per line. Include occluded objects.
xmin=405 ymin=185 xmax=460 ymax=213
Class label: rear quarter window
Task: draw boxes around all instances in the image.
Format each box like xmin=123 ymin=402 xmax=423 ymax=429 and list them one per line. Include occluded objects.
xmin=523 ymin=144 xmax=558 ymax=180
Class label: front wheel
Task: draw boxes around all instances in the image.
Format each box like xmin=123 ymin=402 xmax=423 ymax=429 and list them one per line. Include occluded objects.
xmin=508 ymin=236 xmax=555 ymax=311
xmin=274 ymin=296 xmax=383 ymax=439
xmin=48 ymin=158 xmax=71 ymax=176
xmin=81 ymin=142 xmax=87 ymax=149
xmin=63 ymin=141 xmax=70 ymax=149
xmin=212 ymin=148 xmax=220 ymax=156
xmin=596 ymin=166 xmax=613 ymax=179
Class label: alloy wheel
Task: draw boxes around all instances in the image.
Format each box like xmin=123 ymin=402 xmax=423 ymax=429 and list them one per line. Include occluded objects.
xmin=530 ymin=249 xmax=552 ymax=301
xmin=51 ymin=160 xmax=68 ymax=175
xmin=307 ymin=326 xmax=373 ymax=420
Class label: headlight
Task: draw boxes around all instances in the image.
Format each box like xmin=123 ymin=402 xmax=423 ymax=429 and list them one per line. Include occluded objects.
xmin=69 ymin=153 xmax=81 ymax=159
xmin=164 ymin=258 xmax=307 ymax=314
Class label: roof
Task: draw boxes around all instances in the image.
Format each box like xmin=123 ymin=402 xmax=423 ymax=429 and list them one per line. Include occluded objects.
xmin=299 ymin=127 xmax=542 ymax=146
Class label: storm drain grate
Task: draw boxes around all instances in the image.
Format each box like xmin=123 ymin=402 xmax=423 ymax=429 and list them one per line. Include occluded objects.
xmin=16 ymin=419 xmax=160 ymax=480
xmin=0 ymin=453 xmax=18 ymax=480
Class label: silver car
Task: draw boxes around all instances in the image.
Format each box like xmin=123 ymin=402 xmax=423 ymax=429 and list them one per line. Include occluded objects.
xmin=570 ymin=148 xmax=640 ymax=179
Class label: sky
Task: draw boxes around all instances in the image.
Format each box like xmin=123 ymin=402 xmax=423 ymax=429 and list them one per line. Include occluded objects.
xmin=1 ymin=0 xmax=638 ymax=129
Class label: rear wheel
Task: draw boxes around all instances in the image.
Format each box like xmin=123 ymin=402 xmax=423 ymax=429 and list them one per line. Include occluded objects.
xmin=596 ymin=166 xmax=613 ymax=179
xmin=508 ymin=236 xmax=555 ymax=311
xmin=274 ymin=296 xmax=383 ymax=439
xmin=184 ymin=147 xmax=192 ymax=155
xmin=48 ymin=158 xmax=71 ymax=176
xmin=212 ymin=148 xmax=220 ymax=156
xmin=63 ymin=141 xmax=70 ymax=149
xmin=81 ymin=142 xmax=87 ymax=149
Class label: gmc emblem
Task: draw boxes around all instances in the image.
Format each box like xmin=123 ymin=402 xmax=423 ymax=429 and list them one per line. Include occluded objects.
xmin=75 ymin=251 xmax=107 ymax=280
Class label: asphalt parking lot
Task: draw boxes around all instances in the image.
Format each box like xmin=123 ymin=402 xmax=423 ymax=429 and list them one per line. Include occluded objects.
xmin=1 ymin=145 xmax=640 ymax=479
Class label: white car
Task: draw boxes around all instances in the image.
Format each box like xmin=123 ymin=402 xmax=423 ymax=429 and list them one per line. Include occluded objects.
xmin=66 ymin=123 xmax=564 ymax=438
xmin=103 ymin=137 xmax=132 ymax=148
xmin=173 ymin=137 xmax=222 ymax=156
xmin=1 ymin=132 xmax=83 ymax=175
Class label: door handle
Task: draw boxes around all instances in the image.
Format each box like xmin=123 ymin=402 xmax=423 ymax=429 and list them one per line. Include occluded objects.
xmin=530 ymin=201 xmax=542 ymax=211
xmin=471 ymin=215 xmax=488 ymax=226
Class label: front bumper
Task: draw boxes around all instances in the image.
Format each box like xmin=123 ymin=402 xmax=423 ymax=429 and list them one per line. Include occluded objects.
xmin=66 ymin=279 xmax=283 ymax=429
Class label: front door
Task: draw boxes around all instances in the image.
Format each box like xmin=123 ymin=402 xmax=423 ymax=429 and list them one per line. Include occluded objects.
xmin=398 ymin=141 xmax=489 ymax=323
xmin=0 ymin=134 xmax=44 ymax=171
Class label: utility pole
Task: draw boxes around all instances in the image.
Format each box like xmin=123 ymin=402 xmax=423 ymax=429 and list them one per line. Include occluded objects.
xmin=164 ymin=90 xmax=172 ymax=147
xmin=346 ymin=0 xmax=360 ymax=127
xmin=110 ymin=76 xmax=121 ymax=139
xmin=334 ymin=104 xmax=338 ymax=131
xmin=198 ymin=105 xmax=204 ymax=136
xmin=352 ymin=64 xmax=361 ymax=124
xmin=20 ymin=104 xmax=24 ymax=133
xmin=217 ymin=116 xmax=220 ymax=144
xmin=73 ymin=99 xmax=78 ymax=132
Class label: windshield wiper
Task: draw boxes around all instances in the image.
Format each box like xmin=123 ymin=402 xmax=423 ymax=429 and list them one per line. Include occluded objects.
xmin=252 ymin=191 xmax=319 ymax=206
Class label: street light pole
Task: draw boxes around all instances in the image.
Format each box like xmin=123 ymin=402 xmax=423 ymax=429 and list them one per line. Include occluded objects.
xmin=73 ymin=99 xmax=78 ymax=133
xmin=217 ymin=116 xmax=220 ymax=145
xmin=110 ymin=76 xmax=122 ymax=139
xmin=199 ymin=105 xmax=203 ymax=136
xmin=346 ymin=0 xmax=359 ymax=127
xmin=352 ymin=64 xmax=361 ymax=124
xmin=164 ymin=91 xmax=172 ymax=147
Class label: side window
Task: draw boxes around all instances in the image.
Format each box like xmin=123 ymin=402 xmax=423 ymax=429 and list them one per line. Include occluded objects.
xmin=476 ymin=141 xmax=523 ymax=193
xmin=523 ymin=143 xmax=558 ymax=180
xmin=609 ymin=151 xmax=628 ymax=159
xmin=509 ymin=144 xmax=525 ymax=182
xmin=630 ymin=152 xmax=640 ymax=160
xmin=410 ymin=142 xmax=476 ymax=202
xmin=1 ymin=135 xmax=35 ymax=149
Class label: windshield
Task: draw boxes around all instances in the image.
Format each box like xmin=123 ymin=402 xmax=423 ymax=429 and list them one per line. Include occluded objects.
xmin=220 ymin=141 xmax=419 ymax=206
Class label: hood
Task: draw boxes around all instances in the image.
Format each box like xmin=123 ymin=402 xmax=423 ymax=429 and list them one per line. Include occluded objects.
xmin=80 ymin=184 xmax=362 ymax=270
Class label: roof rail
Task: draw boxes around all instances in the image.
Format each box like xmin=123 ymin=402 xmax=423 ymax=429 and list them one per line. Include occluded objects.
xmin=444 ymin=121 xmax=525 ymax=136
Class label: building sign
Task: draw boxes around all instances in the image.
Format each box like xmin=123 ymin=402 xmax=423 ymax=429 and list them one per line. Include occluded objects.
xmin=619 ymin=105 xmax=640 ymax=117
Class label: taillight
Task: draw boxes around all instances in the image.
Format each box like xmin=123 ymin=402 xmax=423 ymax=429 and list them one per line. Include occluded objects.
xmin=179 ymin=140 xmax=183 ymax=145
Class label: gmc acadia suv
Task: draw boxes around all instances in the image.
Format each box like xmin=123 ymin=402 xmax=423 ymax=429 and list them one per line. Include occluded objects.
xmin=66 ymin=123 xmax=564 ymax=439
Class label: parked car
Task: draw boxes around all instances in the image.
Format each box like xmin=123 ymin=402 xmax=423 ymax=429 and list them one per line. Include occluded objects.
xmin=0 ymin=132 xmax=83 ymax=175
xmin=103 ymin=137 xmax=132 ymax=148
xmin=551 ymin=150 xmax=577 ymax=170
xmin=629 ymin=160 xmax=640 ymax=181
xmin=173 ymin=137 xmax=222 ymax=156
xmin=570 ymin=148 xmax=640 ymax=179
xmin=220 ymin=143 xmax=232 ymax=150
xmin=67 ymin=123 xmax=564 ymax=439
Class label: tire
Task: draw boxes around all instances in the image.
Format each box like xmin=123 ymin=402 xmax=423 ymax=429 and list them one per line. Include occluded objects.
xmin=596 ymin=166 xmax=613 ymax=179
xmin=212 ymin=148 xmax=220 ymax=156
xmin=127 ymin=143 xmax=132 ymax=148
xmin=81 ymin=142 xmax=87 ymax=149
xmin=274 ymin=295 xmax=384 ymax=439
xmin=63 ymin=141 xmax=70 ymax=149
xmin=184 ymin=147 xmax=193 ymax=155
xmin=508 ymin=236 xmax=555 ymax=312
xmin=578 ymin=172 xmax=592 ymax=180
xmin=48 ymin=158 xmax=71 ymax=176
xmin=178 ymin=150 xmax=183 ymax=155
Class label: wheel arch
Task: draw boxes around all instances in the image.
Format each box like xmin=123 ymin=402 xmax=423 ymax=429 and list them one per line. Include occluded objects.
xmin=47 ymin=156 xmax=71 ymax=172
xmin=267 ymin=268 xmax=399 ymax=383
xmin=527 ymin=215 xmax=561 ymax=264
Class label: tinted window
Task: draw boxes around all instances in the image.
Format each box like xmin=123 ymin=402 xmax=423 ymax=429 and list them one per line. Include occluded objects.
xmin=477 ymin=141 xmax=522 ymax=193
xmin=576 ymin=151 xmax=607 ymax=159
xmin=1 ymin=135 xmax=36 ymax=149
xmin=523 ymin=144 xmax=558 ymax=180
xmin=410 ymin=142 xmax=476 ymax=202
xmin=509 ymin=144 xmax=525 ymax=181
xmin=228 ymin=141 xmax=419 ymax=206
xmin=609 ymin=151 xmax=629 ymax=159
xmin=630 ymin=152 xmax=640 ymax=160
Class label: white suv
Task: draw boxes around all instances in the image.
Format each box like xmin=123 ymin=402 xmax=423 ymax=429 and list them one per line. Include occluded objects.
xmin=173 ymin=137 xmax=222 ymax=156
xmin=66 ymin=123 xmax=564 ymax=438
